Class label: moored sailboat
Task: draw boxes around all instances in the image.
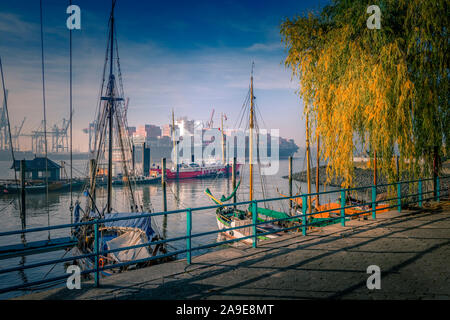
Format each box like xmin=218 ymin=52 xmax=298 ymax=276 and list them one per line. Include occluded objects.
xmin=70 ymin=1 xmax=171 ymax=277
xmin=205 ymin=64 xmax=299 ymax=244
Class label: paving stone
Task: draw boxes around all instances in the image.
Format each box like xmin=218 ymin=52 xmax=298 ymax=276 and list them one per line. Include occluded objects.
xmin=13 ymin=205 xmax=450 ymax=300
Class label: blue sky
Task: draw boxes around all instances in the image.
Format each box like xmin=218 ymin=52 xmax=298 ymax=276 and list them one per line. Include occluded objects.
xmin=0 ymin=0 xmax=327 ymax=152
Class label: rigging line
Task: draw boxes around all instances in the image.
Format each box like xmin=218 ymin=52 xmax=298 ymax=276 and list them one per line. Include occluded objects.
xmin=42 ymin=249 xmax=69 ymax=280
xmin=69 ymin=0 xmax=74 ymax=228
xmin=114 ymin=110 xmax=137 ymax=210
xmin=92 ymin=27 xmax=111 ymax=155
xmin=39 ymin=0 xmax=50 ymax=240
xmin=233 ymin=86 xmax=250 ymax=130
xmin=0 ymin=198 xmax=15 ymax=213
xmin=0 ymin=57 xmax=21 ymax=213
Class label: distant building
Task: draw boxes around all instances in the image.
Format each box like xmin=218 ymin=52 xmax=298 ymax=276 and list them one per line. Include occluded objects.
xmin=12 ymin=157 xmax=62 ymax=181
xmin=136 ymin=124 xmax=162 ymax=139
xmin=175 ymin=117 xmax=195 ymax=136
xmin=127 ymin=126 xmax=136 ymax=136
xmin=162 ymin=124 xmax=179 ymax=137
xmin=145 ymin=124 xmax=162 ymax=138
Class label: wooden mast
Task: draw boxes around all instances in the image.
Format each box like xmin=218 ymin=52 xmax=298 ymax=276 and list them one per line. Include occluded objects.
xmin=249 ymin=65 xmax=254 ymax=202
xmin=221 ymin=113 xmax=225 ymax=164
xmin=172 ymin=108 xmax=178 ymax=178
xmin=106 ymin=2 xmax=115 ymax=213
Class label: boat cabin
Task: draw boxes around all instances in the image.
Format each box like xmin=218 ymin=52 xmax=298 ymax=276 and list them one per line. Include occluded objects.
xmin=12 ymin=157 xmax=62 ymax=181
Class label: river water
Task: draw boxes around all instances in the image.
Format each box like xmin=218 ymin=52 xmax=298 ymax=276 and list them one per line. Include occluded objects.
xmin=0 ymin=156 xmax=339 ymax=298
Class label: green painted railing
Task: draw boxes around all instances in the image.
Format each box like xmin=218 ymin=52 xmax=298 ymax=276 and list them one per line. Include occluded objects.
xmin=0 ymin=175 xmax=448 ymax=294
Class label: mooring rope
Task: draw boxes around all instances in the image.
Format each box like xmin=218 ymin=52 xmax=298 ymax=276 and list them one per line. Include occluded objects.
xmin=69 ymin=0 xmax=74 ymax=228
xmin=39 ymin=0 xmax=50 ymax=240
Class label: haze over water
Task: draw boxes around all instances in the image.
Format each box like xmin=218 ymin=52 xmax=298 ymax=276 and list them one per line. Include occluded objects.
xmin=0 ymin=156 xmax=339 ymax=298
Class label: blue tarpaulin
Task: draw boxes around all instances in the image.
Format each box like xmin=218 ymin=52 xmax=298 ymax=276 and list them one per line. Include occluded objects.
xmin=74 ymin=203 xmax=81 ymax=224
xmin=103 ymin=212 xmax=155 ymax=241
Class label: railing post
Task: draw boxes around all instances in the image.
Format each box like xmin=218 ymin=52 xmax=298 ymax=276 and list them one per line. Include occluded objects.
xmin=252 ymin=201 xmax=258 ymax=248
xmin=340 ymin=189 xmax=346 ymax=226
xmin=397 ymin=182 xmax=401 ymax=212
xmin=418 ymin=179 xmax=423 ymax=207
xmin=94 ymin=221 xmax=100 ymax=287
xmin=371 ymin=185 xmax=376 ymax=220
xmin=301 ymin=195 xmax=307 ymax=236
xmin=436 ymin=176 xmax=440 ymax=202
xmin=186 ymin=208 xmax=192 ymax=264
xmin=20 ymin=160 xmax=26 ymax=230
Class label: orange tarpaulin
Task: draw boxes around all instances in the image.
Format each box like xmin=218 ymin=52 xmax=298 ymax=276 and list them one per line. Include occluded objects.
xmin=314 ymin=202 xmax=367 ymax=219
xmin=278 ymin=192 xmax=389 ymax=219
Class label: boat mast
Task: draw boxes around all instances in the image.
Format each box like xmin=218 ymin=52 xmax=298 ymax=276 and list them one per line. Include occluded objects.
xmin=107 ymin=1 xmax=115 ymax=213
xmin=221 ymin=113 xmax=225 ymax=164
xmin=172 ymin=109 xmax=176 ymax=158
xmin=249 ymin=64 xmax=254 ymax=202
xmin=172 ymin=108 xmax=179 ymax=178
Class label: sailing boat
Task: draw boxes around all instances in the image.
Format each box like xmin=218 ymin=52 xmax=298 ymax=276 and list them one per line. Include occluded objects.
xmin=70 ymin=1 xmax=170 ymax=276
xmin=204 ymin=64 xmax=299 ymax=245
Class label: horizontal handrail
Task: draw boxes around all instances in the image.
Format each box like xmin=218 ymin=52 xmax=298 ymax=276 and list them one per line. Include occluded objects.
xmin=0 ymin=175 xmax=448 ymax=294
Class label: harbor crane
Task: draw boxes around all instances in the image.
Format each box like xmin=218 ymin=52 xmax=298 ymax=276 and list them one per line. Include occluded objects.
xmin=21 ymin=110 xmax=74 ymax=154
xmin=206 ymin=108 xmax=215 ymax=128
xmin=12 ymin=117 xmax=26 ymax=151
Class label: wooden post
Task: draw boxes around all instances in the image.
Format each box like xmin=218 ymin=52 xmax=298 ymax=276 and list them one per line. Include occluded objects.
xmin=433 ymin=146 xmax=438 ymax=199
xmin=94 ymin=221 xmax=100 ymax=287
xmin=306 ymin=113 xmax=312 ymax=215
xmin=142 ymin=143 xmax=150 ymax=177
xmin=232 ymin=157 xmax=237 ymax=209
xmin=162 ymin=158 xmax=167 ymax=212
xmin=20 ymin=160 xmax=26 ymax=229
xmin=288 ymin=156 xmax=293 ymax=209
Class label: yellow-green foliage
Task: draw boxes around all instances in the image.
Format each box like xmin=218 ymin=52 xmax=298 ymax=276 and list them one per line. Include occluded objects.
xmin=281 ymin=0 xmax=448 ymax=187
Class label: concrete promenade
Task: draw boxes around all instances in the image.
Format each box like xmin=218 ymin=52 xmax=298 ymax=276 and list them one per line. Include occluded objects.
xmin=16 ymin=201 xmax=450 ymax=300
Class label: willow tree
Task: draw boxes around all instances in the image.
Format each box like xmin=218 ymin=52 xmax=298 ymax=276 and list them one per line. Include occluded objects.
xmin=281 ymin=0 xmax=448 ymax=188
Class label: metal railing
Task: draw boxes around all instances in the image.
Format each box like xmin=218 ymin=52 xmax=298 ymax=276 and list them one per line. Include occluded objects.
xmin=0 ymin=175 xmax=448 ymax=294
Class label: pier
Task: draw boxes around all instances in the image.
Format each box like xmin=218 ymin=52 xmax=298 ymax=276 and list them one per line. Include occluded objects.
xmin=13 ymin=201 xmax=450 ymax=300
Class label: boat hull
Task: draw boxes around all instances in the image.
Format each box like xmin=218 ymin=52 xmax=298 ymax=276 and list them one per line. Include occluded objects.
xmin=150 ymin=164 xmax=241 ymax=180
xmin=112 ymin=176 xmax=161 ymax=186
xmin=216 ymin=211 xmax=282 ymax=245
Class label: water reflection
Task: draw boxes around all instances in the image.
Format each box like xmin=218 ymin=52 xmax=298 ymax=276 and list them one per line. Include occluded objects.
xmin=0 ymin=158 xmax=342 ymax=298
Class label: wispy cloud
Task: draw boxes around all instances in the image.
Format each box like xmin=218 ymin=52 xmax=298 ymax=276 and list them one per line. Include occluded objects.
xmin=0 ymin=0 xmax=310 ymax=152
xmin=245 ymin=42 xmax=282 ymax=52
xmin=0 ymin=13 xmax=36 ymax=38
